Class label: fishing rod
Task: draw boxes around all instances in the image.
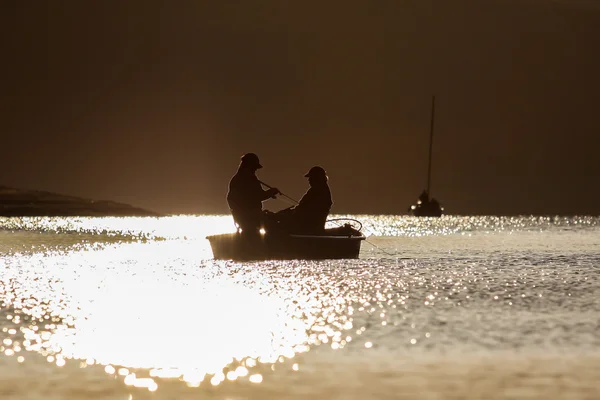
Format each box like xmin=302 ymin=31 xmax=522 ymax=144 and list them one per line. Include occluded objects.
xmin=259 ymin=180 xmax=396 ymax=256
xmin=258 ymin=180 xmax=299 ymax=205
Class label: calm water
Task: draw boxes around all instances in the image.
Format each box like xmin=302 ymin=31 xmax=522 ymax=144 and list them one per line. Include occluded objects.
xmin=0 ymin=215 xmax=598 ymax=399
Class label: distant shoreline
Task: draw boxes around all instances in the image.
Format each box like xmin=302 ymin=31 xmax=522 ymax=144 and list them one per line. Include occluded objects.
xmin=0 ymin=186 xmax=161 ymax=217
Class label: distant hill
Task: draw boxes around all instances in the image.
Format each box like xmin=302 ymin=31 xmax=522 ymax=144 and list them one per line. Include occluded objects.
xmin=0 ymin=186 xmax=162 ymax=217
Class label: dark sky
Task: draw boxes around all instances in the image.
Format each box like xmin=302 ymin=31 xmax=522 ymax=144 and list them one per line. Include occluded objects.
xmin=1 ymin=0 xmax=599 ymax=215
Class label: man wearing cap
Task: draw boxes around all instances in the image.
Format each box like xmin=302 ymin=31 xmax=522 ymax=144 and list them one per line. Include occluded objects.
xmin=227 ymin=153 xmax=280 ymax=234
xmin=283 ymin=166 xmax=333 ymax=234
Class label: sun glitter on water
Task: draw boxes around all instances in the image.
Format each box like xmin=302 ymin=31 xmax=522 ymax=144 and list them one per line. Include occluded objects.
xmin=0 ymin=216 xmax=342 ymax=391
xmin=2 ymin=215 xmax=598 ymax=393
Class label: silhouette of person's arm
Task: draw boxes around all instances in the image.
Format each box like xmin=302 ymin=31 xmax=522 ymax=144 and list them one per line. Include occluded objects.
xmin=262 ymin=187 xmax=280 ymax=200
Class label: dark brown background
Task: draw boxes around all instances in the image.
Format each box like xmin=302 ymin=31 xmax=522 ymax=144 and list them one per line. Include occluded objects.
xmin=2 ymin=1 xmax=599 ymax=215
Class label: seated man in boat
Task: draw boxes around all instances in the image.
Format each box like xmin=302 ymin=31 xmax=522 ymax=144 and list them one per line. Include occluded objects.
xmin=276 ymin=166 xmax=333 ymax=234
xmin=227 ymin=153 xmax=280 ymax=234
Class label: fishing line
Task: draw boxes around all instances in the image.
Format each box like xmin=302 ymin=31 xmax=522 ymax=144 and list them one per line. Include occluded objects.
xmin=325 ymin=218 xmax=396 ymax=256
xmin=258 ymin=180 xmax=299 ymax=205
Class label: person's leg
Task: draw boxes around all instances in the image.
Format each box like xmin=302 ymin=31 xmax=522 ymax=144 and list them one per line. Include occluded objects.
xmin=235 ymin=212 xmax=262 ymax=235
xmin=265 ymin=208 xmax=299 ymax=233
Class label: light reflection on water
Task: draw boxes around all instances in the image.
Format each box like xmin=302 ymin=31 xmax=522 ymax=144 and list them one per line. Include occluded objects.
xmin=2 ymin=214 xmax=597 ymax=241
xmin=0 ymin=215 xmax=599 ymax=398
xmin=0 ymin=241 xmax=324 ymax=390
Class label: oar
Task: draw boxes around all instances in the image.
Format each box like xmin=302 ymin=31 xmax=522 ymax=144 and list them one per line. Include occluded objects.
xmin=258 ymin=180 xmax=299 ymax=205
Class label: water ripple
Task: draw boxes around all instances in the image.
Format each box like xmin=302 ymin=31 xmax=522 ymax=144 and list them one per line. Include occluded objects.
xmin=0 ymin=215 xmax=598 ymax=397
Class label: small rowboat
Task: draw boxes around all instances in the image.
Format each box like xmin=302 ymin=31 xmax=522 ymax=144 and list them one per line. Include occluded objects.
xmin=206 ymin=224 xmax=365 ymax=261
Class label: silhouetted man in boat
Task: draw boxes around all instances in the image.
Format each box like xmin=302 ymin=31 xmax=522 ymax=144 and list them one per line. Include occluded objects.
xmin=277 ymin=166 xmax=333 ymax=234
xmin=227 ymin=153 xmax=280 ymax=234
xmin=418 ymin=190 xmax=429 ymax=204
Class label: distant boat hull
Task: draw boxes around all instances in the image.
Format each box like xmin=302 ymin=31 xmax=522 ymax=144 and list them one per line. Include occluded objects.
xmin=206 ymin=227 xmax=365 ymax=261
xmin=409 ymin=202 xmax=443 ymax=217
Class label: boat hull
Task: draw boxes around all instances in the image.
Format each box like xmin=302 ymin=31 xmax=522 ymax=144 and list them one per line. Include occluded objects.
xmin=409 ymin=203 xmax=443 ymax=217
xmin=206 ymin=229 xmax=365 ymax=261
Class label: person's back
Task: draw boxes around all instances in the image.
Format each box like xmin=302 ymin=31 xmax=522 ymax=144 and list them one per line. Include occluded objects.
xmin=227 ymin=168 xmax=264 ymax=215
xmin=288 ymin=166 xmax=333 ymax=234
xmin=226 ymin=153 xmax=279 ymax=233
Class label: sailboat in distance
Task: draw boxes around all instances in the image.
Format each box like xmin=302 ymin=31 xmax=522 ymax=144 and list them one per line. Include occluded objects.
xmin=408 ymin=95 xmax=444 ymax=217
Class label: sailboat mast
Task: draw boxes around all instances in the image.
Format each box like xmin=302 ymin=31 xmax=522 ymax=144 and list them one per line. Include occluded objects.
xmin=426 ymin=95 xmax=436 ymax=195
